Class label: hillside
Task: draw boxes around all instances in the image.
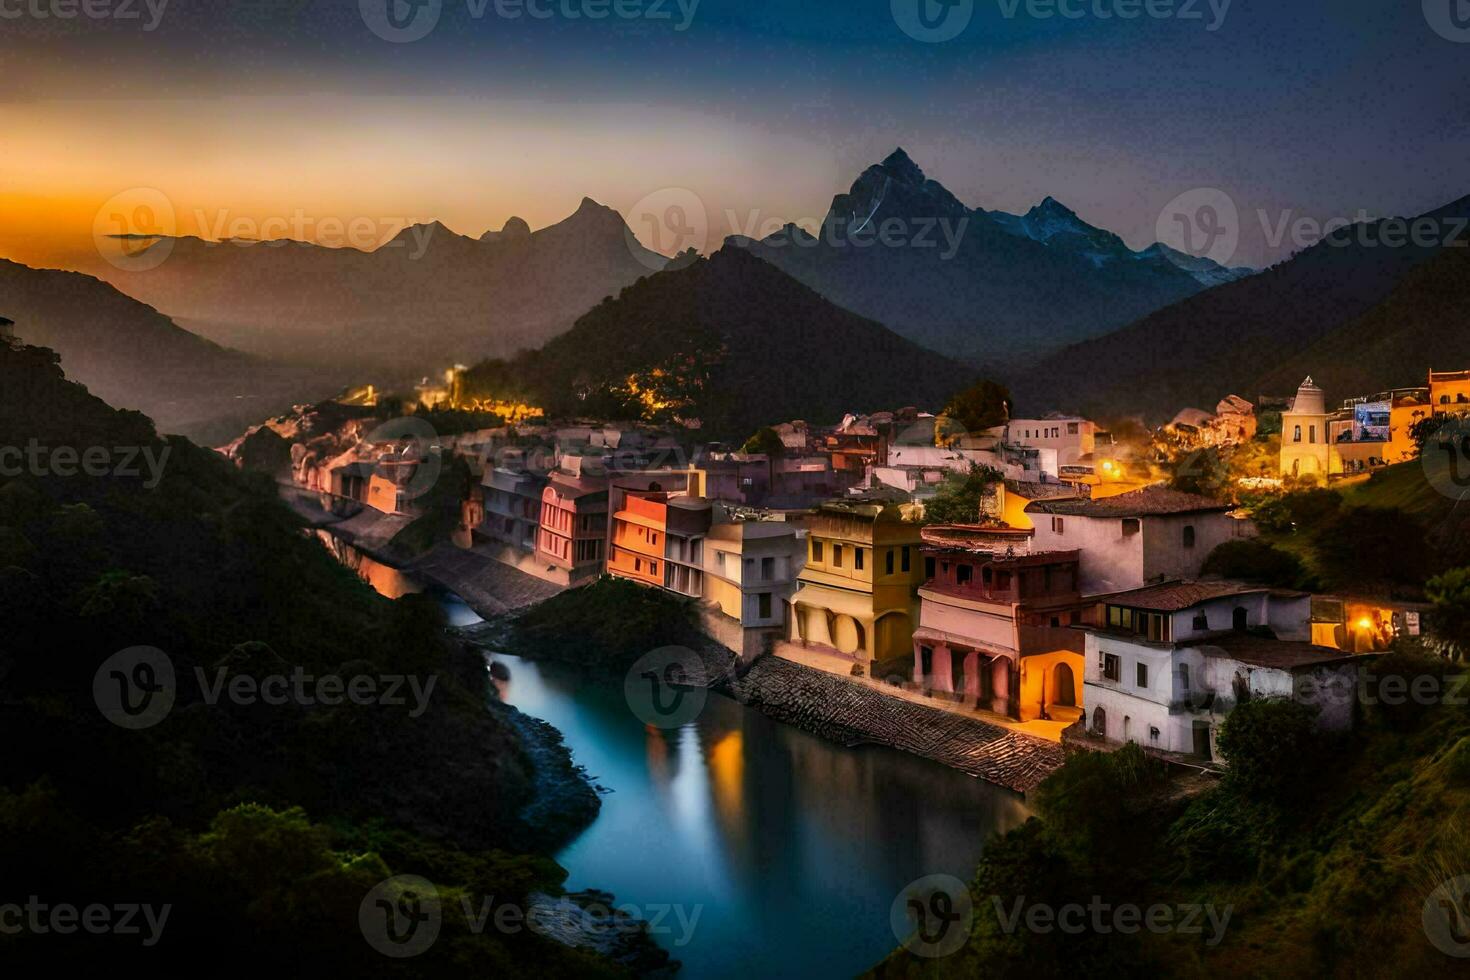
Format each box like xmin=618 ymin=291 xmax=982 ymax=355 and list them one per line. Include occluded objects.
xmin=0 ymin=259 xmax=339 ymax=442
xmin=0 ymin=338 xmax=622 ymax=973
xmin=461 ymin=244 xmax=977 ymax=437
xmin=1009 ymin=195 xmax=1470 ymax=422
xmin=94 ymin=199 xmax=668 ymax=374
xmin=738 ymin=149 xmax=1247 ymax=368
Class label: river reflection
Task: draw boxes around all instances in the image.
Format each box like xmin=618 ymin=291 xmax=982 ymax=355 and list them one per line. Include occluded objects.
xmin=494 ymin=654 xmax=1031 ymax=980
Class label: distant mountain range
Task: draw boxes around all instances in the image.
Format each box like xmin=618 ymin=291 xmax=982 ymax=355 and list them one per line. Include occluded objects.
xmin=461 ymin=244 xmax=975 ymax=438
xmin=734 ymin=149 xmax=1251 ymax=367
xmin=1007 ymin=194 xmax=1470 ymax=422
xmin=0 ymin=259 xmax=339 ymax=442
xmin=95 ymin=198 xmax=667 ymax=374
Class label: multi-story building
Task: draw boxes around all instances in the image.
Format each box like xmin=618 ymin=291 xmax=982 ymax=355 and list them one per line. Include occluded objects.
xmin=536 ymin=466 xmax=610 ymax=587
xmin=788 ymin=501 xmax=927 ymax=668
xmin=912 ymin=525 xmax=1086 ymax=722
xmin=1003 ymin=415 xmax=1097 ymax=476
xmin=478 ymin=465 xmax=547 ymax=553
xmin=1026 ymin=486 xmax=1251 ymax=597
xmin=1080 ymin=581 xmax=1360 ymax=759
xmin=606 ymin=489 xmax=713 ymax=598
xmin=704 ymin=511 xmax=806 ymax=631
xmin=1330 ymin=388 xmax=1429 ymax=472
xmin=1430 ymin=369 xmax=1470 ymax=415
xmin=1280 ymin=376 xmax=1334 ymax=480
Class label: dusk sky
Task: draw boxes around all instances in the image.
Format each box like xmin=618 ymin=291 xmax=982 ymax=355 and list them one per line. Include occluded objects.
xmin=3 ymin=0 xmax=1467 ymax=271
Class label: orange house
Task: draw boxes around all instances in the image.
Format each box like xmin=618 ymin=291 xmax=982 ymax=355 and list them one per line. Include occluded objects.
xmin=607 ymin=492 xmax=668 ymax=587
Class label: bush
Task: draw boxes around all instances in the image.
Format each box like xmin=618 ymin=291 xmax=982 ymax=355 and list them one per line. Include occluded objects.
xmin=1216 ymin=698 xmax=1322 ymax=802
xmin=1363 ymin=642 xmax=1452 ymax=731
xmin=509 ymin=577 xmax=701 ymax=668
xmin=1312 ymin=506 xmax=1433 ymax=590
xmin=1202 ymin=538 xmax=1307 ymax=588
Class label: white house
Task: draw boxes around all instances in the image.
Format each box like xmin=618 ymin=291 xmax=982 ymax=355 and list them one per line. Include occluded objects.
xmin=1080 ymin=581 xmax=1361 ymax=759
xmin=1026 ymin=486 xmax=1254 ymax=596
xmin=1003 ymin=415 xmax=1097 ymax=476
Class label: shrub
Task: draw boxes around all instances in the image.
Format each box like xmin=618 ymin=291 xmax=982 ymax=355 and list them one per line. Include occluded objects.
xmin=1202 ymin=538 xmax=1307 ymax=588
xmin=1216 ymin=698 xmax=1322 ymax=802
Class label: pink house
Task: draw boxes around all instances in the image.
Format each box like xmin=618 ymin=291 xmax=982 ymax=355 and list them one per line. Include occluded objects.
xmin=536 ymin=474 xmax=610 ymax=586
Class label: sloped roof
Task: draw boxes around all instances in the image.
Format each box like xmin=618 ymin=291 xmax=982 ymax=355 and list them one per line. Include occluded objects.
xmin=1096 ymin=580 xmax=1289 ymax=612
xmin=1204 ymin=633 xmax=1358 ymax=670
xmin=1025 ymin=485 xmax=1232 ymax=518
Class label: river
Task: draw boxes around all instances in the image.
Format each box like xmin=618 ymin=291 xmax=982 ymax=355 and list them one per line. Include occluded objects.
xmin=327 ymin=538 xmax=1031 ymax=977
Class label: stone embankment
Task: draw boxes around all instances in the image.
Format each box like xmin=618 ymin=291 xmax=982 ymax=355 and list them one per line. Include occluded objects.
xmin=718 ymin=653 xmax=1065 ymax=793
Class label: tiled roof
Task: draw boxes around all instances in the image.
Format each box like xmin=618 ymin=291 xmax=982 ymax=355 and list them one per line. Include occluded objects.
xmin=1025 ymin=484 xmax=1231 ymax=518
xmin=1203 ymin=633 xmax=1359 ymax=670
xmin=1098 ymin=580 xmax=1302 ymax=612
xmin=1004 ymin=479 xmax=1083 ymax=501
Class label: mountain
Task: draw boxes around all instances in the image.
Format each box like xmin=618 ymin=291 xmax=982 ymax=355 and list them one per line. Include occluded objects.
xmin=1008 ymin=194 xmax=1470 ymax=422
xmin=735 ymin=149 xmax=1250 ymax=367
xmin=94 ymin=198 xmax=669 ymax=373
xmin=0 ymin=259 xmax=339 ymax=442
xmin=461 ymin=244 xmax=976 ymax=438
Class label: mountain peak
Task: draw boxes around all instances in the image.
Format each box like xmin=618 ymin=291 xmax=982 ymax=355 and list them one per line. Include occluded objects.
xmin=481 ymin=216 xmax=531 ymax=243
xmin=880 ymin=147 xmax=925 ymax=185
xmin=1031 ymin=196 xmax=1078 ymax=220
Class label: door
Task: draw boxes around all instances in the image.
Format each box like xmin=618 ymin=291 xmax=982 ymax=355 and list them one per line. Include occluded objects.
xmin=1193 ymin=722 xmax=1213 ymax=760
xmin=1052 ymin=663 xmax=1077 ymax=706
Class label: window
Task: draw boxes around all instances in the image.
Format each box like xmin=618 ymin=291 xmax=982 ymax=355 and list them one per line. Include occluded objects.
xmin=885 ymin=549 xmax=894 ymax=575
xmin=812 ymin=540 xmax=824 ymax=563
xmin=1068 ymin=422 xmax=1079 ymax=435
xmin=1293 ymin=425 xmax=1302 ymax=443
xmin=1192 ymin=611 xmax=1209 ymax=631
xmin=854 ymin=548 xmax=865 ymax=571
xmin=1136 ymin=663 xmax=1148 ymax=688
xmin=833 ymin=544 xmax=844 ymax=568
xmin=761 ymin=556 xmax=775 ymax=580
xmin=1122 ymin=518 xmax=1140 ymax=536
xmin=758 ymin=592 xmax=772 ymax=619
xmin=1052 ymin=516 xmax=1065 ymax=534
xmin=1102 ymin=653 xmax=1121 ymax=682
xmin=901 ymin=546 xmax=912 ymax=572
xmin=1179 ymin=664 xmax=1191 ymax=690
xmin=957 ymin=564 xmax=972 ymax=585
xmin=1309 ymin=425 xmax=1317 ymax=444
xmin=1183 ymin=525 xmax=1196 ymax=548
xmin=924 ymin=556 xmax=935 ymax=579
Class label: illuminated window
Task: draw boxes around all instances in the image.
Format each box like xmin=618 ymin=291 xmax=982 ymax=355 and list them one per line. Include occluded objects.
xmin=1294 ymin=425 xmax=1302 ymax=443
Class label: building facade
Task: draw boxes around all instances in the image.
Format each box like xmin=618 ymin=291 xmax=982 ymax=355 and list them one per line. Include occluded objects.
xmin=606 ymin=489 xmax=713 ymax=598
xmin=912 ymin=525 xmax=1086 ymax=722
xmin=788 ymin=501 xmax=926 ymax=667
xmin=1080 ymin=581 xmax=1358 ymax=759
xmin=536 ymin=472 xmax=610 ymax=586
xmin=704 ymin=513 xmax=805 ymax=630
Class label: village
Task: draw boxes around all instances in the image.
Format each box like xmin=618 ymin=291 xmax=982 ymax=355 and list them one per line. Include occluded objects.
xmin=235 ymin=362 xmax=1470 ymax=773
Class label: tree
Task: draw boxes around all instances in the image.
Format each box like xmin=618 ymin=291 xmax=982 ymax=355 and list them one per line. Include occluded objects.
xmin=1313 ymin=506 xmax=1433 ymax=590
xmin=741 ymin=427 xmax=785 ymax=456
xmin=1216 ymin=698 xmax=1322 ymax=803
xmin=923 ymin=463 xmax=1003 ymax=525
xmin=936 ymin=380 xmax=1011 ymax=445
xmin=1426 ymin=567 xmax=1470 ymax=658
xmin=1202 ymin=539 xmax=1307 ymax=588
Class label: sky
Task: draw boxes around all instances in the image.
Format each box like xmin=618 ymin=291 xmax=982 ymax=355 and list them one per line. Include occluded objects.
xmin=2 ymin=0 xmax=1468 ymax=271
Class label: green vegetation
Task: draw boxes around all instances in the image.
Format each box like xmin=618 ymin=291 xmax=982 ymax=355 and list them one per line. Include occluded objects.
xmin=506 ymin=576 xmax=702 ymax=669
xmin=935 ymin=380 xmax=1012 ymax=445
xmin=0 ymin=343 xmax=618 ymax=973
xmin=922 ymin=464 xmax=1004 ymax=526
xmin=741 ymin=426 xmax=786 ymax=456
xmin=873 ymin=664 xmax=1470 ymax=979
xmin=1201 ymin=538 xmax=1308 ymax=589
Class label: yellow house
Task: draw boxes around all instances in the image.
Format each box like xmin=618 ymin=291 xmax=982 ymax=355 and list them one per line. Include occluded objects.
xmin=789 ymin=501 xmax=926 ymax=668
xmin=1431 ymin=370 xmax=1470 ymax=416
